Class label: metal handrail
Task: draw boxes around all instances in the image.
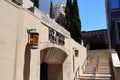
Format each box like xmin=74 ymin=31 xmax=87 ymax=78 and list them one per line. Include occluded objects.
xmin=74 ymin=67 xmax=80 ymax=80
xmin=90 ymin=66 xmax=97 ymax=79
xmin=81 ymin=57 xmax=88 ymax=70
xmin=90 ymin=56 xmax=99 ymax=80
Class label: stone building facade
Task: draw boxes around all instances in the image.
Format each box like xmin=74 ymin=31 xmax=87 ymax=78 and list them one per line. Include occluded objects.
xmin=105 ymin=0 xmax=120 ymax=48
xmin=82 ymin=29 xmax=109 ymax=50
xmin=53 ymin=1 xmax=66 ymax=20
xmin=0 ymin=0 xmax=87 ymax=80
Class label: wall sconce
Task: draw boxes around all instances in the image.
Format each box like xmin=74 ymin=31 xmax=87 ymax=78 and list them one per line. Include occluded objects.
xmin=75 ymin=50 xmax=79 ymax=57
xmin=73 ymin=47 xmax=79 ymax=57
xmin=27 ymin=28 xmax=39 ymax=49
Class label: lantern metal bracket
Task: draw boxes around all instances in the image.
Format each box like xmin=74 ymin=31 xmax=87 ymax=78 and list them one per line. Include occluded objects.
xmin=73 ymin=47 xmax=79 ymax=57
xmin=27 ymin=27 xmax=36 ymax=33
xmin=73 ymin=47 xmax=78 ymax=50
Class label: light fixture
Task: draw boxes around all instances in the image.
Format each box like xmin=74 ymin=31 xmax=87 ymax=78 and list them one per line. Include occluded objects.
xmin=73 ymin=47 xmax=79 ymax=57
xmin=27 ymin=28 xmax=39 ymax=49
xmin=75 ymin=50 xmax=79 ymax=57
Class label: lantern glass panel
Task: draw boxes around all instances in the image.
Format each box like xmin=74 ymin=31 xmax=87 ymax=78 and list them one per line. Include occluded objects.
xmin=75 ymin=50 xmax=79 ymax=57
xmin=30 ymin=33 xmax=39 ymax=46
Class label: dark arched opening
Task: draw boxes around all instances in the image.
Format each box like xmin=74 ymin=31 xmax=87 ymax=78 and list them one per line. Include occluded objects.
xmin=40 ymin=62 xmax=48 ymax=80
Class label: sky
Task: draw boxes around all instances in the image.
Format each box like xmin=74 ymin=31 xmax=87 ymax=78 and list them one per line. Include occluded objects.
xmin=53 ymin=0 xmax=107 ymax=31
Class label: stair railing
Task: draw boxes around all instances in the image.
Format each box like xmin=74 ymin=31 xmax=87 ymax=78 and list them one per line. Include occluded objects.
xmin=90 ymin=56 xmax=99 ymax=79
xmin=74 ymin=66 xmax=80 ymax=80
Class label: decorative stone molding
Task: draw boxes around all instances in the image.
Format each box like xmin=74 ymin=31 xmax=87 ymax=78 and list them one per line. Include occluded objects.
xmin=41 ymin=47 xmax=68 ymax=64
xmin=28 ymin=7 xmax=70 ymax=38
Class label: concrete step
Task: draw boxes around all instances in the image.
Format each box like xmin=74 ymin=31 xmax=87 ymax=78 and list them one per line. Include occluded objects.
xmin=84 ymin=61 xmax=112 ymax=74
xmin=79 ymin=77 xmax=111 ymax=80
xmin=83 ymin=69 xmax=111 ymax=74
xmin=96 ymin=68 xmax=111 ymax=74
xmin=79 ymin=74 xmax=111 ymax=80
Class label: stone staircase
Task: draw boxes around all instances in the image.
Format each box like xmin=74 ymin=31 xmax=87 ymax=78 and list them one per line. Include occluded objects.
xmin=78 ymin=49 xmax=115 ymax=80
xmin=79 ymin=62 xmax=112 ymax=80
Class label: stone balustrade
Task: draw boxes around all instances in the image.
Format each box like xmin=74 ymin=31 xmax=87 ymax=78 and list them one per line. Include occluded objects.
xmin=111 ymin=53 xmax=120 ymax=80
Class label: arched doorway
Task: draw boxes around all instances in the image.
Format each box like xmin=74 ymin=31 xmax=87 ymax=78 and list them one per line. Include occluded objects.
xmin=40 ymin=47 xmax=68 ymax=80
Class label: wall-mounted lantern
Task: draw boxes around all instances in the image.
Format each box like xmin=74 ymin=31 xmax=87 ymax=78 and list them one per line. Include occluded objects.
xmin=27 ymin=28 xmax=39 ymax=49
xmin=73 ymin=47 xmax=79 ymax=57
xmin=75 ymin=50 xmax=79 ymax=57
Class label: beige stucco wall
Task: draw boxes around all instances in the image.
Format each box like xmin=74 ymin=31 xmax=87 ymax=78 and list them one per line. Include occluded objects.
xmin=0 ymin=1 xmax=87 ymax=80
xmin=69 ymin=39 xmax=87 ymax=79
xmin=0 ymin=1 xmax=20 ymax=80
xmin=15 ymin=11 xmax=46 ymax=80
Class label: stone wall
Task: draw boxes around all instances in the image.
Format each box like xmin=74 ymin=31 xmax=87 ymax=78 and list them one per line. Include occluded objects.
xmin=0 ymin=1 xmax=87 ymax=80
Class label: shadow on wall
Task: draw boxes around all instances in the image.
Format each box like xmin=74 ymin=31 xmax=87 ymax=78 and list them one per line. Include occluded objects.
xmin=23 ymin=43 xmax=31 ymax=80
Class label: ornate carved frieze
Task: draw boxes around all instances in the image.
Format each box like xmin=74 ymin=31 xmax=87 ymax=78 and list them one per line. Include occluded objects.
xmin=49 ymin=27 xmax=65 ymax=45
